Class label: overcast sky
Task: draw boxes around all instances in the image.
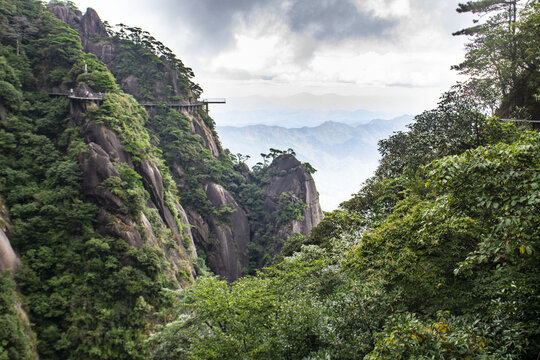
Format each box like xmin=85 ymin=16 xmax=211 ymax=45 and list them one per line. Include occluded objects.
xmin=71 ymin=0 xmax=474 ymax=115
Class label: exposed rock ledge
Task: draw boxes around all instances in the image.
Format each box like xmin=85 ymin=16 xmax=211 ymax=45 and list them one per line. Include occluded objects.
xmin=263 ymin=154 xmax=324 ymax=238
xmin=0 ymin=195 xmax=20 ymax=271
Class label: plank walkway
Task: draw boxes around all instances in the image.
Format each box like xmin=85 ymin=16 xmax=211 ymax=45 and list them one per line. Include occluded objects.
xmin=48 ymin=92 xmax=225 ymax=112
xmin=49 ymin=92 xmax=104 ymax=101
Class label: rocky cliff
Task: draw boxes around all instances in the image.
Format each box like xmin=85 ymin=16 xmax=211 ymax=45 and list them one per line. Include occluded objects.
xmin=0 ymin=196 xmax=20 ymax=272
xmin=78 ymin=117 xmax=197 ymax=281
xmin=47 ymin=4 xmax=323 ymax=280
xmin=263 ymin=154 xmax=324 ymax=239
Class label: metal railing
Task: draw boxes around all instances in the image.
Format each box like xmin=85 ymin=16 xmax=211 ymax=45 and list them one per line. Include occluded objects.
xmin=48 ymin=92 xmax=225 ymax=112
xmin=49 ymin=91 xmax=104 ymax=101
xmin=202 ymin=98 xmax=226 ymax=104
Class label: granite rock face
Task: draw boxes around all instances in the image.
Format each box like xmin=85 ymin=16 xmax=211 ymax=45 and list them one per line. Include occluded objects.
xmin=205 ymin=183 xmax=250 ymax=281
xmin=263 ymin=154 xmax=324 ymax=239
xmin=78 ymin=121 xmax=196 ymax=281
xmin=49 ymin=6 xmax=324 ymax=282
xmin=0 ymin=195 xmax=20 ymax=272
xmin=190 ymin=115 xmax=221 ymax=158
xmin=49 ymin=5 xmax=111 ymax=61
xmin=185 ymin=183 xmax=251 ymax=282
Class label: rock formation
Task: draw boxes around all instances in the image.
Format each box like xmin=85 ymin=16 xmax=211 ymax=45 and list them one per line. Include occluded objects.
xmin=78 ymin=109 xmax=196 ymax=281
xmin=263 ymin=154 xmax=324 ymax=239
xmin=0 ymin=195 xmax=20 ymax=272
xmin=48 ymin=5 xmax=324 ymax=281
xmin=204 ymin=183 xmax=250 ymax=280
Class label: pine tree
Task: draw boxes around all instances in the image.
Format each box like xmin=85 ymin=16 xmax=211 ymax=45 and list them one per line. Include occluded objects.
xmin=452 ymin=0 xmax=539 ymax=119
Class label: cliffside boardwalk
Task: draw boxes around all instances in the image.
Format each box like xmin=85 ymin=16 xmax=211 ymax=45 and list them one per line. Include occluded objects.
xmin=48 ymin=91 xmax=105 ymax=105
xmin=201 ymin=98 xmax=226 ymax=113
xmin=48 ymin=92 xmax=225 ymax=113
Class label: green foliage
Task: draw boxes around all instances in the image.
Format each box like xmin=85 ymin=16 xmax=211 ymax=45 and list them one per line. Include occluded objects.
xmin=95 ymin=92 xmax=152 ymax=161
xmin=151 ymin=130 xmax=540 ymax=359
xmin=0 ymin=1 xmax=203 ymax=359
xmin=103 ymin=23 xmax=201 ymax=100
xmin=149 ymin=250 xmax=331 ymax=360
xmin=0 ymin=55 xmax=20 ymax=86
xmin=377 ymin=85 xmax=503 ymax=178
xmin=453 ymin=0 xmax=540 ymax=119
xmin=30 ymin=19 xmax=83 ymax=86
xmin=146 ymin=105 xmax=247 ymax=220
xmin=0 ymin=79 xmax=22 ymax=110
xmin=0 ymin=85 xmax=182 ymax=358
xmin=275 ymin=192 xmax=306 ymax=224
xmin=0 ymin=271 xmax=35 ymax=360
xmin=0 ymin=7 xmax=192 ymax=354
xmin=366 ymin=312 xmax=488 ymax=359
xmin=108 ymin=23 xmax=198 ymax=94
xmin=347 ymin=132 xmax=540 ymax=357
xmin=425 ymin=132 xmax=540 ymax=272
xmin=301 ymin=161 xmax=317 ymax=174
xmin=101 ymin=162 xmax=150 ymax=217
xmin=75 ymin=68 xmax=117 ymax=92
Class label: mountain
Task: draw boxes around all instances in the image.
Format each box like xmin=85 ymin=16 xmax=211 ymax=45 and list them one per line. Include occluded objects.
xmin=210 ymin=93 xmax=404 ymax=128
xmin=213 ymin=108 xmax=390 ymax=128
xmin=218 ymin=116 xmax=412 ymax=209
xmin=0 ymin=2 xmax=322 ymax=358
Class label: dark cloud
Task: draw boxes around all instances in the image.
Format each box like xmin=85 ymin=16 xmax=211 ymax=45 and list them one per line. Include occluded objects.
xmin=163 ymin=0 xmax=399 ymax=52
xmin=163 ymin=0 xmax=272 ymax=51
xmin=286 ymin=0 xmax=397 ymax=41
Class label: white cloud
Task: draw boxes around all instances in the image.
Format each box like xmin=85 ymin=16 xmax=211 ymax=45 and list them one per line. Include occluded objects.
xmin=360 ymin=0 xmax=412 ymax=17
xmin=71 ymin=0 xmax=469 ymax=113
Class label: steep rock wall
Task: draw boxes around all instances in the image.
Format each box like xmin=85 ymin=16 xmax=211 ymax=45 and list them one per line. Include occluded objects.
xmin=187 ymin=110 xmax=221 ymax=158
xmin=186 ymin=183 xmax=250 ymax=281
xmin=0 ymin=195 xmax=20 ymax=271
xmin=205 ymin=183 xmax=250 ymax=280
xmin=50 ymin=6 xmax=324 ymax=281
xmin=263 ymin=154 xmax=324 ymax=239
xmin=78 ymin=110 xmax=196 ymax=281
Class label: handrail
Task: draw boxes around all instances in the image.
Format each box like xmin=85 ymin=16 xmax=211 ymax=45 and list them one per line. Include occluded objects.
xmin=49 ymin=91 xmax=104 ymax=100
xmin=139 ymin=101 xmax=204 ymax=107
xmin=202 ymin=98 xmax=226 ymax=104
xmin=48 ymin=92 xmax=216 ymax=110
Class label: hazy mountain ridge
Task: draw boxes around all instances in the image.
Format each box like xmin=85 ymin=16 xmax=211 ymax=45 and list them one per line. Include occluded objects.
xmin=218 ymin=115 xmax=413 ymax=209
xmin=213 ymin=107 xmax=401 ymax=127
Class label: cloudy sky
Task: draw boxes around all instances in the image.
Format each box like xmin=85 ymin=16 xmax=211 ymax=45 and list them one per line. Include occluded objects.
xmin=71 ymin=0 xmax=473 ymax=115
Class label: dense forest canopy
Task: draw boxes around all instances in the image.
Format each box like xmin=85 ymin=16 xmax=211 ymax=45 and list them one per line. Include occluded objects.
xmin=0 ymin=0 xmax=538 ymax=359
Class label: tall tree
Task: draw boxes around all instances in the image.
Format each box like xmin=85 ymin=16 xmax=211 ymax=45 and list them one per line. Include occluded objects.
xmin=452 ymin=0 xmax=540 ymax=119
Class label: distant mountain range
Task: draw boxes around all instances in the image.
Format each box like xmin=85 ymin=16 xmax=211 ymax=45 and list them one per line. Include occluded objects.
xmin=213 ymin=109 xmax=393 ymax=128
xmin=209 ymin=93 xmax=407 ymax=127
xmin=218 ymin=115 xmax=413 ymax=210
